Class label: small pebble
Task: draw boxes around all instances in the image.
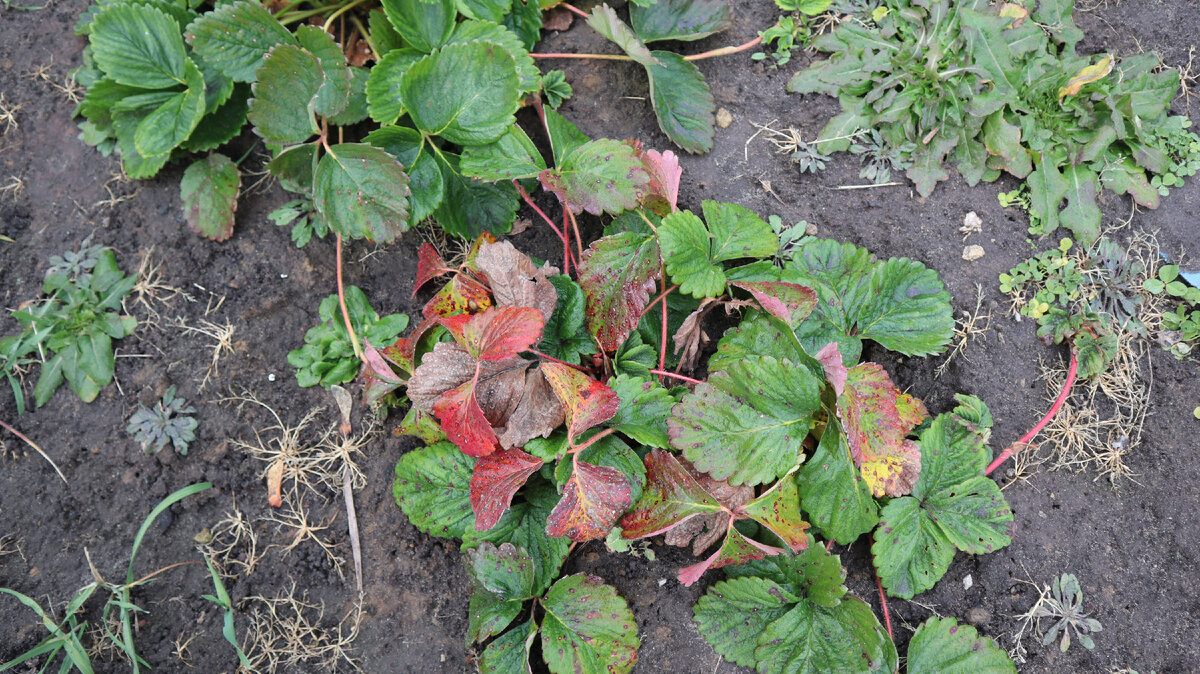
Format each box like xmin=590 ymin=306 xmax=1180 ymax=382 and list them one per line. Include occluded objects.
xmin=962 ymin=244 xmax=985 ymax=261
xmin=963 ymin=574 xmax=973 ymax=590
xmin=967 ymin=607 xmax=991 ymax=625
xmin=268 ymin=373 xmax=276 ymax=382
xmin=715 ymin=108 xmax=733 ymax=128
xmin=805 ymin=222 xmax=819 ymax=236
xmin=280 ymin=274 xmax=288 ymax=279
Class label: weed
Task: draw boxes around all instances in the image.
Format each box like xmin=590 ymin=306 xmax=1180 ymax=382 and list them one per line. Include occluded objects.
xmin=127 ymin=248 xmax=182 ymax=324
xmin=0 ymin=176 xmax=24 ymax=202
xmin=177 ymin=318 xmax=235 ymax=390
xmin=936 ymin=284 xmax=992 ymax=378
xmin=1015 ymin=573 xmax=1103 ymax=653
xmin=201 ymin=554 xmax=253 ymax=669
xmin=850 ymin=129 xmax=914 ymax=184
xmin=262 ymin=484 xmax=345 ymax=576
xmin=239 ymin=582 xmax=362 ymax=673
xmin=289 ymin=286 xmax=408 ymax=389
xmin=126 ymin=385 xmax=198 ymax=455
xmin=200 ymin=499 xmax=265 ymax=579
xmin=1142 ymin=259 xmax=1200 ymax=358
xmin=0 ymin=534 xmax=21 ymax=561
xmin=0 ymin=93 xmax=20 ymax=136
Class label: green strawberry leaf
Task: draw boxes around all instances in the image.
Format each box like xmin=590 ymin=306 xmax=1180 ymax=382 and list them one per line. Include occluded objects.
xmin=660 ymin=202 xmax=778 ymax=298
xmin=133 ymin=59 xmax=206 ymax=157
xmin=587 ymin=3 xmax=659 ymax=68
xmin=796 ymin=422 xmax=878 ymax=545
xmin=314 ymin=143 xmax=411 ymax=243
xmin=693 ymin=577 xmax=798 ymax=668
xmin=539 ymin=139 xmax=650 ymax=215
xmin=478 ymin=619 xmax=537 ymax=673
xmin=646 ymin=51 xmax=716 ymax=154
xmin=392 ymin=441 xmax=476 ymax=539
xmin=293 ymin=25 xmax=352 ymax=118
xmin=463 ymin=479 xmax=569 ymax=597
xmin=91 ymin=4 xmax=190 ymax=89
xmin=467 ymin=542 xmax=539 ymax=601
xmin=432 ymin=149 xmax=520 ymax=238
xmin=181 ymin=83 xmax=250 ymax=152
xmin=328 ymin=66 xmax=370 ymax=126
xmin=630 ymin=0 xmax=733 ymax=43
xmin=180 ymin=153 xmax=240 ymax=241
xmin=670 ymin=355 xmax=820 ymax=486
xmin=545 ymin=108 xmax=590 ymax=167
xmin=467 ymin=577 xmax=522 ymax=644
xmin=400 ymin=42 xmax=520 ymax=146
xmin=185 ymin=0 xmax=297 ymax=83
xmin=723 ymin=533 xmax=848 ymax=609
xmin=380 ymin=0 xmax=455 ymax=52
xmin=540 ymin=275 xmax=595 ymax=363
xmin=577 ymin=231 xmax=661 ymax=351
xmin=461 ymin=123 xmax=547 ymax=182
xmin=607 ymin=374 xmax=675 ymax=449
xmin=447 ymin=19 xmax=540 ymax=93
xmin=753 ymin=596 xmax=895 ymax=674
xmin=363 ymin=126 xmax=444 ymax=223
xmin=540 ymin=574 xmax=640 ymax=674
xmin=907 ymin=617 xmax=1016 ymax=673
xmin=365 ymin=48 xmax=423 ymax=124
xmin=247 ymin=44 xmax=323 ymax=145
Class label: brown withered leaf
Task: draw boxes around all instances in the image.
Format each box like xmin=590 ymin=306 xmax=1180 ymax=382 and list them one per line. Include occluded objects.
xmin=672 ymin=298 xmax=718 ymax=373
xmin=664 ymin=463 xmax=754 ymax=556
xmin=475 ymin=240 xmax=559 ymax=322
xmin=496 ymin=367 xmax=565 ymax=449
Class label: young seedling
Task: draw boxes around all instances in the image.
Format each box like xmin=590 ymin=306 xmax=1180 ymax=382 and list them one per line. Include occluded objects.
xmin=1018 ymin=573 xmax=1104 ymax=652
xmin=126 ymin=385 xmax=198 ymax=455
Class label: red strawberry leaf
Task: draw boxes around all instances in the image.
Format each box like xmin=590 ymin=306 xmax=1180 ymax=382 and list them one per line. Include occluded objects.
xmin=816 ymin=342 xmax=848 ymax=396
xmin=545 ymin=459 xmax=633 ymax=542
xmin=577 ymin=231 xmax=661 ymax=351
xmin=433 ymin=379 xmax=499 ymax=457
xmin=413 ymin=242 xmax=454 ymax=298
xmin=731 ymin=281 xmax=817 ymax=326
xmin=540 ymin=362 xmax=620 ymax=441
xmin=470 ymin=447 xmax=544 ymax=531
xmin=677 ymin=524 xmax=784 ymax=587
xmin=736 ymin=475 xmax=810 ymax=553
xmin=439 ymin=306 xmax=545 ymax=362
xmin=620 ymin=449 xmax=724 ymax=539
xmin=837 ymin=362 xmax=927 ymax=497
xmin=423 ymin=274 xmax=493 ymax=319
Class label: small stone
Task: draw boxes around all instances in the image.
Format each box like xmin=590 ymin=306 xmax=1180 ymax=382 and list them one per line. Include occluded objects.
xmin=715 ymin=107 xmax=733 ymax=129
xmin=267 ymin=373 xmax=276 ymax=382
xmin=962 ymin=244 xmax=985 ymax=261
xmin=963 ymin=574 xmax=974 ymax=590
xmin=960 ymin=211 xmax=983 ymax=239
xmin=967 ymin=607 xmax=991 ymax=625
xmin=805 ymin=222 xmax=819 ymax=236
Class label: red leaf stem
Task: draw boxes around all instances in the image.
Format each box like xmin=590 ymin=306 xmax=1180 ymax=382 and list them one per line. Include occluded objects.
xmin=650 ymin=369 xmax=702 ymax=385
xmin=985 ymin=348 xmax=1078 ymax=476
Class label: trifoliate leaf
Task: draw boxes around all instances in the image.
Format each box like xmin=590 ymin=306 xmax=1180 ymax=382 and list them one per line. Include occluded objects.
xmin=693 ymin=577 xmax=798 ymax=667
xmin=647 ymin=51 xmax=716 ymax=154
xmin=401 ymin=42 xmax=520 ymax=146
xmin=185 ymin=0 xmax=296 ymax=82
xmin=314 ymin=142 xmax=411 ymax=243
xmin=362 ymin=125 xmax=443 ymax=222
xmin=380 ymin=0 xmax=455 ymax=52
xmin=837 ymin=362 xmax=926 ymax=498
xmin=247 ymin=44 xmax=322 ymax=145
xmin=540 ymin=574 xmax=640 ymax=674
xmin=546 ymin=459 xmax=633 ymax=542
xmin=541 ymin=276 xmax=595 ymax=363
xmin=464 ymin=479 xmax=570 ymax=597
xmin=470 ymin=448 xmax=544 ymax=532
xmin=468 ymin=542 xmax=539 ymax=601
xmin=607 ymin=374 xmax=675 ymax=448
xmin=670 ymin=355 xmax=820 ymax=486
xmin=577 ymin=231 xmax=660 ymax=351
xmin=479 ymin=619 xmax=537 ymax=673
xmin=630 ymin=0 xmax=733 ymax=42
xmin=432 ymin=151 xmax=520 ymax=237
xmin=91 ymin=4 xmax=190 ymax=89
xmin=392 ymin=441 xmax=475 ymax=539
xmin=872 ymin=413 xmax=1013 ymax=599
xmin=180 ymin=153 xmax=240 ymax=241
xmin=723 ymin=533 xmax=847 ymax=608
xmin=365 ymin=48 xmax=423 ymax=124
xmin=796 ymin=422 xmax=878 ymax=545
xmin=660 ymin=202 xmax=778 ymax=298
xmin=293 ymin=25 xmax=352 ymax=117
xmin=541 ymin=69 xmax=572 ymax=109
xmin=754 ymin=596 xmax=895 ymax=674
xmin=461 ymin=123 xmax=547 ymax=181
xmin=907 ymin=617 xmax=1016 ymax=673
xmin=539 ymin=139 xmax=650 ymax=216
xmin=587 ymin=3 xmax=659 ymax=67
xmin=439 ymin=306 xmax=544 ymax=361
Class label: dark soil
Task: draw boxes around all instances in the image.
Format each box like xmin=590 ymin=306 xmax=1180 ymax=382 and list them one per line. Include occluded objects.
xmin=1 ymin=1 xmax=1198 ymax=672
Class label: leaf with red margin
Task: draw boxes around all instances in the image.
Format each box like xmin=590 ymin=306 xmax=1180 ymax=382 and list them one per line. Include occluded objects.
xmin=628 ymin=141 xmax=681 ymax=215
xmin=413 ymin=242 xmax=454 ymax=298
xmin=620 ymin=449 xmax=723 ymax=539
xmin=577 ymin=231 xmax=661 ymax=351
xmin=463 ymin=232 xmax=499 ymax=272
xmin=545 ymin=460 xmax=633 ymax=542
xmin=736 ymin=475 xmax=810 ymax=553
xmin=540 ymin=362 xmax=619 ymax=440
xmin=433 ymin=379 xmax=498 ymax=457
xmin=439 ymin=306 xmax=545 ymax=361
xmin=470 ymin=447 xmax=544 ymax=531
xmin=731 ymin=281 xmax=817 ymax=326
xmin=816 ymin=342 xmax=848 ymax=396
xmin=392 ymin=317 xmax=438 ymax=370
xmin=678 ymin=525 xmax=784 ymax=587
xmin=837 ymin=362 xmax=927 ymax=497
xmin=423 ymin=274 xmax=492 ymax=319
xmin=362 ymin=340 xmax=404 ymax=384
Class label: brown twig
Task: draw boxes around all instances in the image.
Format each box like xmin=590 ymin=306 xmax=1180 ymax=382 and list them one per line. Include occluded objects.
xmin=0 ymin=420 xmax=66 ymax=483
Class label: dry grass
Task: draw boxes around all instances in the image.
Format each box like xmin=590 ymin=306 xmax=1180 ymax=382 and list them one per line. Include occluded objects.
xmin=936 ymin=284 xmax=992 ymax=377
xmin=25 ymin=58 xmax=82 ymax=105
xmin=239 ymin=582 xmax=363 ymax=673
xmin=127 ymin=248 xmax=182 ymax=325
xmin=0 ymin=93 xmax=20 ymax=136
xmin=262 ymin=486 xmax=346 ymax=576
xmin=94 ymin=172 xmax=141 ymax=210
xmin=201 ymin=499 xmax=265 ymax=580
xmin=0 ymin=176 xmax=24 ymax=202
xmin=178 ymin=318 xmax=236 ymax=389
xmin=173 ymin=631 xmax=199 ymax=667
xmin=0 ymin=534 xmax=23 ymax=563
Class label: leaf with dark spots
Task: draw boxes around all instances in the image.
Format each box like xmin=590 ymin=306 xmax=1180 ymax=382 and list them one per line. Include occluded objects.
xmin=467 ymin=542 xmax=539 ymax=601
xmin=621 ymin=450 xmax=724 ymax=540
xmin=837 ymin=362 xmax=926 ymax=497
xmin=577 ymin=231 xmax=661 ymax=351
xmin=730 ymin=281 xmax=817 ymax=327
xmin=540 ymin=363 xmax=619 ymax=441
xmin=392 ymin=441 xmax=475 ymax=539
xmin=470 ymin=448 xmax=544 ymax=531
xmin=422 ymin=273 xmax=492 ymax=319
xmin=678 ymin=524 xmax=782 ymax=587
xmin=413 ymin=242 xmax=453 ymax=298
xmin=907 ymin=617 xmax=1016 ymax=673
xmin=538 ymin=138 xmax=650 ymax=216
xmin=663 ymin=466 xmax=752 ymax=556
xmin=815 ymin=342 xmax=848 ymax=396
xmin=433 ymin=379 xmax=498 ymax=457
xmin=546 ymin=460 xmax=633 ymax=542
xmin=606 ymin=374 xmax=676 ymax=449
xmin=540 ymin=574 xmax=640 ymax=674
xmin=737 ymin=475 xmax=810 ymax=553
xmin=693 ymin=577 xmax=798 ymax=668
xmin=439 ymin=306 xmax=544 ymax=361
xmin=495 ymin=367 xmax=565 ymax=449
xmin=474 ymin=240 xmax=560 ymax=321
xmin=629 ymin=142 xmax=681 ymax=214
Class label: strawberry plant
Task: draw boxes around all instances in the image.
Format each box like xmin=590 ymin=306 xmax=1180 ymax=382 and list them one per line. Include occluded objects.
xmin=377 ymin=163 xmax=1018 ymax=667
xmin=789 ymin=0 xmax=1197 ymax=245
xmin=288 ymin=285 xmax=408 ymax=388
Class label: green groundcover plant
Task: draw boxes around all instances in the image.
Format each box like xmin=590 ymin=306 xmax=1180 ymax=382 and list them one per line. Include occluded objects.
xmin=366 ymin=129 xmax=1018 ymax=668
xmin=789 ymin=0 xmax=1197 ymax=246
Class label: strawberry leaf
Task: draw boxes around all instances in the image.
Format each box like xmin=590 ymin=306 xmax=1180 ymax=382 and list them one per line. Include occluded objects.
xmin=478 ymin=619 xmax=537 ymax=673
xmin=364 ymin=49 xmax=422 ymax=124
xmin=636 ymin=146 xmax=682 ymax=214
xmin=314 ymin=143 xmax=411 ymax=243
xmin=753 ymin=596 xmax=895 ymax=673
xmin=400 ymin=42 xmax=520 ymax=146
xmin=872 ymin=412 xmax=1013 ymax=599
xmin=678 ymin=524 xmax=782 ymax=587
xmin=907 ymin=617 xmax=1016 ymax=673
xmin=586 ymin=3 xmax=659 ymax=67
xmin=646 ymin=51 xmax=716 ymax=154
xmin=293 ymin=25 xmax=351 ymax=117
xmin=185 ymin=0 xmax=297 ymax=83
xmin=470 ymin=447 xmax=544 ymax=531
xmin=467 ymin=577 xmax=522 ymax=644
xmin=439 ymin=306 xmax=545 ymax=361
xmin=475 ymin=240 xmax=559 ymax=322
xmin=539 ymin=138 xmax=650 ymax=216
xmin=180 ymin=153 xmax=240 ymax=241
xmin=736 ymin=475 xmax=810 ymax=553
xmin=693 ymin=577 xmax=798 ymax=667
xmin=467 ymin=542 xmax=539 ymax=601
xmin=91 ymin=4 xmax=190 ymax=89
xmin=837 ymin=362 xmax=926 ymax=497
xmin=724 ymin=533 xmax=848 ymax=609
xmin=731 ymin=281 xmax=817 ymax=326
xmin=540 ymin=363 xmax=619 ymax=441
xmin=541 ymin=276 xmax=596 ymax=363
xmin=630 ymin=0 xmax=733 ymax=42
xmin=660 ymin=202 xmax=779 ymax=297
xmin=796 ymin=422 xmax=879 ymax=545
xmin=412 ymin=242 xmax=452 ymax=298
xmin=546 ymin=459 xmax=633 ymax=542
xmin=578 ymin=230 xmax=661 ymax=351
xmin=607 ymin=374 xmax=676 ymax=449
xmin=247 ymin=43 xmax=322 ymax=145
xmin=392 ymin=441 xmax=475 ymax=539
xmin=380 ymin=0 xmax=455 ymax=53
xmin=620 ymin=449 xmax=723 ymax=539
xmin=670 ymin=355 xmax=820 ymax=486
xmin=464 ymin=479 xmax=569 ymax=596
xmin=432 ymin=150 xmax=520 ymax=238
xmin=540 ymin=574 xmax=640 ymax=674
xmin=422 ymin=274 xmax=491 ymax=319
xmin=461 ymin=123 xmax=547 ymax=181
xmin=433 ymin=379 xmax=498 ymax=457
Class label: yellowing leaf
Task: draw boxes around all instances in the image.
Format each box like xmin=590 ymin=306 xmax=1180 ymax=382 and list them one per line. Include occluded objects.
xmin=998 ymin=3 xmax=1028 ymax=27
xmin=836 ymin=363 xmax=927 ymax=498
xmin=1057 ymin=55 xmax=1113 ymax=101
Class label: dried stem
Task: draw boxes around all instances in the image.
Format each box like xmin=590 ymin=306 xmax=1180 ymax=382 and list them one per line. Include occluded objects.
xmin=335 ymin=234 xmax=363 ymax=361
xmin=650 ymin=369 xmax=702 ymax=385
xmin=0 ymin=420 xmax=66 ymax=483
